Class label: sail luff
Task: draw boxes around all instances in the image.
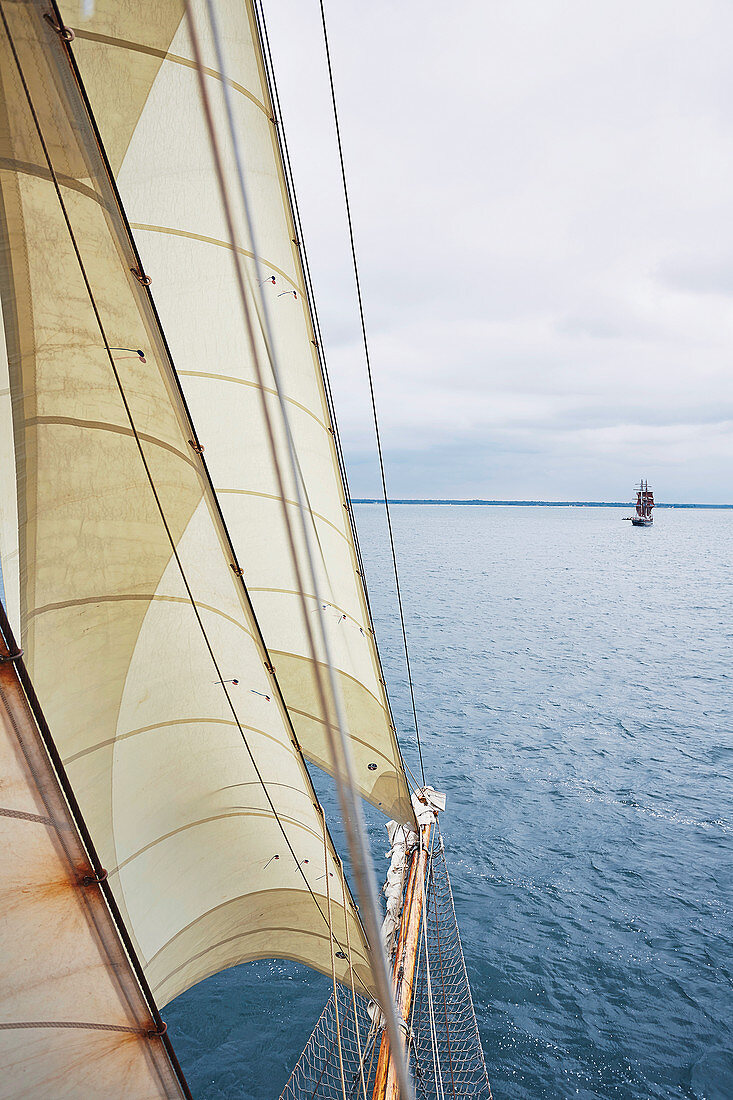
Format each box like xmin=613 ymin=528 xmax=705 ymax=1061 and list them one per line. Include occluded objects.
xmin=0 ymin=0 xmax=375 ymax=1007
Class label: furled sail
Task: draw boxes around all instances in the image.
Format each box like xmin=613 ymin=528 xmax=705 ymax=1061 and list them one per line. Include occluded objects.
xmin=0 ymin=0 xmax=372 ymax=1008
xmin=0 ymin=606 xmax=188 ymax=1100
xmin=55 ymin=0 xmax=414 ymax=826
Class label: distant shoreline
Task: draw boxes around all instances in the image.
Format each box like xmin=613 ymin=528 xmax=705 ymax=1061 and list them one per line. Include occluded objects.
xmin=351 ymin=499 xmax=733 ymax=509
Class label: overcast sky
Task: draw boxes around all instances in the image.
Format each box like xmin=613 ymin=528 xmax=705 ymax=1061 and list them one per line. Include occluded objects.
xmin=262 ymin=0 xmax=733 ymax=503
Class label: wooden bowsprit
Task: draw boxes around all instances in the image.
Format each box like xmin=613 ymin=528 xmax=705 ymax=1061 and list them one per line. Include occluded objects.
xmin=372 ymin=821 xmax=432 ymax=1100
xmin=280 ymin=810 xmax=492 ymax=1100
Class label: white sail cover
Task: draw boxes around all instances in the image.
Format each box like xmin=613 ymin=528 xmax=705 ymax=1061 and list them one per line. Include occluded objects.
xmin=57 ymin=0 xmax=414 ymax=826
xmin=0 ymin=0 xmax=373 ymax=1009
xmin=0 ymin=626 xmax=187 ymax=1100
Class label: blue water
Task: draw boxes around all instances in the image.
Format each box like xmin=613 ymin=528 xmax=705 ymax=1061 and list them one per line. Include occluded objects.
xmin=167 ymin=505 xmax=733 ymax=1099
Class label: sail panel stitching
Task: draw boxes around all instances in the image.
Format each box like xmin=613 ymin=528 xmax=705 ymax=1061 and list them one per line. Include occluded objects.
xmin=215 ymin=488 xmax=348 ymax=544
xmin=70 ymin=29 xmax=269 ymax=116
xmin=129 ymin=222 xmax=302 ymax=293
xmin=0 ymin=805 xmax=51 ymax=824
xmin=63 ymin=716 xmax=281 ymax=767
xmin=177 ymin=369 xmax=329 ymax=433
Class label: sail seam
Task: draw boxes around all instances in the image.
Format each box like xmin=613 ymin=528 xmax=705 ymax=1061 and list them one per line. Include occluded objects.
xmin=24 ymin=414 xmax=197 ymax=468
xmin=108 ymin=806 xmax=327 ymax=877
xmin=151 ymin=932 xmax=372 ymax=1003
xmin=216 ymin=488 xmax=349 ymax=543
xmin=63 ymin=716 xmax=280 ymax=766
xmin=0 ymin=155 xmax=108 ymax=208
xmin=177 ymin=369 xmax=329 ymax=433
xmin=269 ymin=651 xmax=389 ymax=712
xmin=145 ymin=890 xmax=363 ymax=971
xmin=69 ymin=29 xmax=269 ymax=116
xmin=26 ymin=592 xmax=254 ymax=638
xmin=287 ymin=706 xmax=392 ymax=760
xmin=129 ymin=221 xmax=302 ymax=292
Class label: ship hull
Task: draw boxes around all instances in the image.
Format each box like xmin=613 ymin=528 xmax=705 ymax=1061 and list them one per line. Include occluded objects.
xmin=631 ymin=517 xmax=653 ymax=526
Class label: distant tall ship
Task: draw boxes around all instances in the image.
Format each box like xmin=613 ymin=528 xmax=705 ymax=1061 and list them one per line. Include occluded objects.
xmin=631 ymin=479 xmax=655 ymax=526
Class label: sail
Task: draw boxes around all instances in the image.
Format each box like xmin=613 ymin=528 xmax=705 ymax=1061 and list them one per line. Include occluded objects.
xmin=56 ymin=0 xmax=414 ymax=826
xmin=0 ymin=0 xmax=373 ymax=1007
xmin=0 ymin=609 xmax=187 ymax=1100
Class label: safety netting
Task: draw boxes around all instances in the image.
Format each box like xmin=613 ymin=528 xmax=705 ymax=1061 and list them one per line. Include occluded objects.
xmin=280 ymin=838 xmax=492 ymax=1100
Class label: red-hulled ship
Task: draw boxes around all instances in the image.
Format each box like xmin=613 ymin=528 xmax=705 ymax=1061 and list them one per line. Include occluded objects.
xmin=631 ymin=478 xmax=654 ymax=526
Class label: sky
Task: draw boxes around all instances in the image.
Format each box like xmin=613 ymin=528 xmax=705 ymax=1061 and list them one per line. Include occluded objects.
xmin=262 ymin=0 xmax=733 ymax=503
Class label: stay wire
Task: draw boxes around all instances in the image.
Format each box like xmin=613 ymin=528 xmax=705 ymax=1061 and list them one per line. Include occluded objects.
xmin=7 ymin=1 xmax=359 ymax=987
xmin=316 ymin=0 xmax=426 ymax=787
xmin=186 ymin=6 xmax=415 ymax=1098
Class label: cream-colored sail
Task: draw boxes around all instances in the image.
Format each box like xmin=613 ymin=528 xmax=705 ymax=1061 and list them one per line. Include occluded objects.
xmin=57 ymin=0 xmax=414 ymax=826
xmin=0 ymin=0 xmax=372 ymax=1007
xmin=0 ymin=619 xmax=187 ymax=1100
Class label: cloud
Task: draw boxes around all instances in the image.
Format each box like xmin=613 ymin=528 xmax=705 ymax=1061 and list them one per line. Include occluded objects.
xmin=262 ymin=0 xmax=733 ymax=502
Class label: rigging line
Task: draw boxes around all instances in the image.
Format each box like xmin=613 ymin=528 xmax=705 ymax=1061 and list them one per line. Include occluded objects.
xmin=436 ymin=823 xmax=493 ymax=1099
xmin=7 ymin=5 xmax=356 ymax=981
xmin=337 ymin=864 xmax=369 ymax=1100
xmin=323 ymin=816 xmax=348 ymax=1100
xmin=253 ymin=0 xmax=368 ymax=589
xmin=430 ymin=848 xmax=456 ymax=1099
xmin=421 ymin=834 xmax=445 ymax=1100
xmin=188 ymin=6 xmax=415 ymax=1098
xmin=316 ymin=0 xmax=426 ymax=787
xmin=252 ymin=0 xmax=414 ymax=795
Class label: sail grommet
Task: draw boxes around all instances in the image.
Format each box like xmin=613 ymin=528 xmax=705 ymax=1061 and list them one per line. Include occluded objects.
xmin=130 ymin=267 xmax=152 ymax=286
xmin=147 ymin=1021 xmax=167 ymax=1039
xmin=230 ymin=563 xmax=243 ymax=577
xmin=43 ymin=13 xmax=75 ymax=41
xmin=80 ymin=868 xmax=108 ymax=887
xmin=188 ymin=439 xmax=205 ymax=455
xmin=368 ymin=762 xmax=377 ymax=771
xmin=264 ymin=660 xmax=276 ymax=675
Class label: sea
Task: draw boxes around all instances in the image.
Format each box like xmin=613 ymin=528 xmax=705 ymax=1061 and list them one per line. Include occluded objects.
xmin=165 ymin=504 xmax=732 ymax=1100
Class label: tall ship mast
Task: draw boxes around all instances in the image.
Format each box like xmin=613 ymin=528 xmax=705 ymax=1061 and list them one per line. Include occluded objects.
xmin=632 ymin=479 xmax=655 ymax=526
xmin=0 ymin=2 xmax=490 ymax=1097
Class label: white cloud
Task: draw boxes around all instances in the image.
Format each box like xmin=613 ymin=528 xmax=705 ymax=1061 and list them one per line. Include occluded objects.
xmin=262 ymin=0 xmax=733 ymax=501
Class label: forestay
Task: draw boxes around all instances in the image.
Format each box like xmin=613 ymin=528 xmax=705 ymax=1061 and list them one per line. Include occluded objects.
xmin=56 ymin=0 xmax=414 ymax=826
xmin=0 ymin=0 xmax=372 ymax=1007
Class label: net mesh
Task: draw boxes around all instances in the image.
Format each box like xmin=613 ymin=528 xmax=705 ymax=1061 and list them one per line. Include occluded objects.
xmin=280 ymin=837 xmax=492 ymax=1100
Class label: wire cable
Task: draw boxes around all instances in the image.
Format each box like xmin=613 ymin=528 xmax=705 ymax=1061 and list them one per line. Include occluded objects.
xmin=316 ymin=0 xmax=426 ymax=786
xmin=185 ymin=5 xmax=416 ymax=1098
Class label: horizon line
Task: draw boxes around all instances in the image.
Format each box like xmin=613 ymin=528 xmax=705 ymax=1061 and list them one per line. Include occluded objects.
xmin=350 ymin=499 xmax=733 ymax=508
